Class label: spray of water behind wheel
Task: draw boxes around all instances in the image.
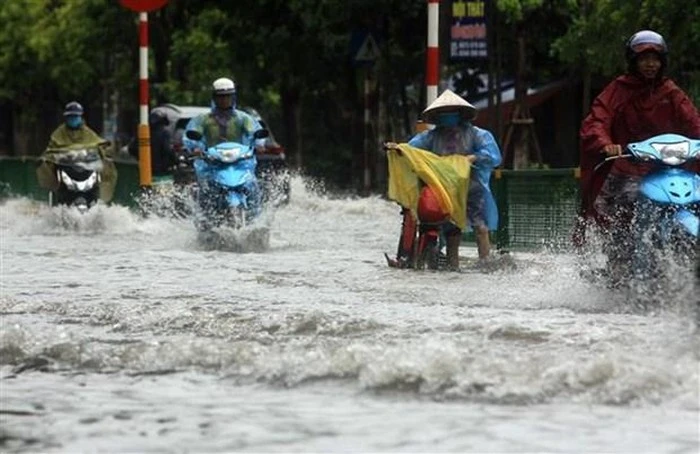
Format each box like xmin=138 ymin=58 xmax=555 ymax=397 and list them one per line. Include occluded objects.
xmin=196 ymin=221 xmax=271 ymax=253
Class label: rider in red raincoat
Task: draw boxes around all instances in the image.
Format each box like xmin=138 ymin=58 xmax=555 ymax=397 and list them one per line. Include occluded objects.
xmin=576 ymin=30 xmax=700 ymax=280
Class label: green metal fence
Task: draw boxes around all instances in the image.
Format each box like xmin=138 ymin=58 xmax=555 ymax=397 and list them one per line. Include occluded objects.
xmin=0 ymin=157 xmax=581 ymax=250
xmin=493 ymin=168 xmax=580 ymax=251
xmin=458 ymin=168 xmax=580 ymax=251
xmin=0 ymin=156 xmax=140 ymax=207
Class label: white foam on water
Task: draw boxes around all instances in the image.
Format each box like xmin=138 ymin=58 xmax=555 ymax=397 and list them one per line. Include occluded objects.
xmin=1 ymin=177 xmax=698 ymax=452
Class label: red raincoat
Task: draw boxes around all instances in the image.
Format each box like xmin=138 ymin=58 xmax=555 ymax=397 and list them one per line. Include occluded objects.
xmin=578 ymin=74 xmax=700 ymax=227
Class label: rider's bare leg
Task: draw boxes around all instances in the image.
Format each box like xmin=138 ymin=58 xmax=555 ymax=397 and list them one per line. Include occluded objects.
xmin=475 ymin=225 xmax=491 ymax=260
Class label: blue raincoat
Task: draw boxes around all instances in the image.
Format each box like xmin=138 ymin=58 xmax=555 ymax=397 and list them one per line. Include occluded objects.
xmin=183 ymin=104 xmax=264 ymax=152
xmin=408 ymin=123 xmax=502 ymax=230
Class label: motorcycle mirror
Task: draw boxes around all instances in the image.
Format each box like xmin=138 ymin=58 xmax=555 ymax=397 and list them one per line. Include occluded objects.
xmin=185 ymin=130 xmax=203 ymax=141
xmin=254 ymin=129 xmax=269 ymax=140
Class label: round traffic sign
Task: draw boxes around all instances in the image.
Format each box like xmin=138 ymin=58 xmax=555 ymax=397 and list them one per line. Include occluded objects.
xmin=119 ymin=0 xmax=168 ymax=12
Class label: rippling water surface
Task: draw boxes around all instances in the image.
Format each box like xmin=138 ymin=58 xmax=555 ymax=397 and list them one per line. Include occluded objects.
xmin=1 ymin=177 xmax=698 ymax=453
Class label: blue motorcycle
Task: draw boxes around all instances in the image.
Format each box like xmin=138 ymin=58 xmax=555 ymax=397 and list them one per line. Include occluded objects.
xmin=184 ymin=129 xmax=268 ymax=232
xmin=598 ymin=133 xmax=700 ymax=304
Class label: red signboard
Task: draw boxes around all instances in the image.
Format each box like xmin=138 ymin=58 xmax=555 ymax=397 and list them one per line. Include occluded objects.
xmin=119 ymin=0 xmax=168 ymax=12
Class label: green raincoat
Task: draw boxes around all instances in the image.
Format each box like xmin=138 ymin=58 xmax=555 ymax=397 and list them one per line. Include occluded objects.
xmin=37 ymin=124 xmax=118 ymax=202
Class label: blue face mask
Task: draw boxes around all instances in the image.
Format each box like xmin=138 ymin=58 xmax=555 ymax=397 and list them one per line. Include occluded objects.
xmin=66 ymin=115 xmax=83 ymax=129
xmin=436 ymin=112 xmax=461 ymax=127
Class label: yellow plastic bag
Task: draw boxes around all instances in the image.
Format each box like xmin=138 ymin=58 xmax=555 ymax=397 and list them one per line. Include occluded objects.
xmin=387 ymin=143 xmax=470 ymax=230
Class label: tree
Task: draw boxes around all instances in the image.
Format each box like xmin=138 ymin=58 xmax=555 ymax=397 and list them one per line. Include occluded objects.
xmin=0 ymin=0 xmax=137 ymax=153
xmin=553 ymin=0 xmax=700 ymax=104
xmin=3 ymin=1 xmax=696 ymax=186
xmin=492 ymin=0 xmax=577 ymax=168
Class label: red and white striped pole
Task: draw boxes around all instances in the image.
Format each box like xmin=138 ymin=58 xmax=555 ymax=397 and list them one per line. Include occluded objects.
xmin=137 ymin=12 xmax=152 ymax=186
xmin=426 ymin=0 xmax=440 ymax=107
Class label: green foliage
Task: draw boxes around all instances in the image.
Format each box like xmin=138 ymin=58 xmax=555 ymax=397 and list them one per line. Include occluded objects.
xmin=29 ymin=0 xmax=100 ymax=95
xmin=553 ymin=0 xmax=700 ymax=79
xmin=165 ymin=8 xmax=234 ymax=104
xmin=495 ymin=0 xmax=546 ymax=22
xmin=0 ymin=0 xmax=46 ymax=100
xmin=1 ymin=0 xmax=699 ymax=184
xmin=0 ymin=0 xmax=135 ymax=111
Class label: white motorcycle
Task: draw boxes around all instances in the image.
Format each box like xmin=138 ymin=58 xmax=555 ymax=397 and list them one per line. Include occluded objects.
xmin=44 ymin=145 xmax=104 ymax=212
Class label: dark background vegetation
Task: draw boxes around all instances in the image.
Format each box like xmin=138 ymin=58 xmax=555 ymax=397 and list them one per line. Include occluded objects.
xmin=1 ymin=0 xmax=698 ymax=190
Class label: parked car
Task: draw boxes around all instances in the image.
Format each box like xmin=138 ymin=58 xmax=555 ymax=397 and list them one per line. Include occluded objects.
xmin=150 ymin=103 xmax=290 ymax=205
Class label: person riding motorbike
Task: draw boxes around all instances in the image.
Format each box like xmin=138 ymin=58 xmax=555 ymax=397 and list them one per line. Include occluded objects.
xmin=389 ymin=89 xmax=502 ymax=270
xmin=149 ymin=109 xmax=176 ymax=178
xmin=576 ymin=30 xmax=700 ymax=283
xmin=182 ymin=77 xmax=264 ymax=154
xmin=36 ymin=101 xmax=118 ymax=203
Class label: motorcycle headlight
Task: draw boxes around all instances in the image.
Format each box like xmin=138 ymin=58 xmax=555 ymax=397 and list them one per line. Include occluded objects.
xmin=219 ymin=149 xmax=237 ymax=163
xmin=650 ymin=141 xmax=690 ymax=165
xmin=59 ymin=170 xmax=97 ymax=191
xmin=75 ymin=172 xmax=98 ymax=191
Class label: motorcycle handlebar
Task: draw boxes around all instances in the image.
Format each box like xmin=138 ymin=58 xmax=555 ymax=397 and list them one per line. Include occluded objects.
xmin=383 ymin=142 xmax=402 ymax=156
xmin=593 ymin=153 xmax=631 ymax=173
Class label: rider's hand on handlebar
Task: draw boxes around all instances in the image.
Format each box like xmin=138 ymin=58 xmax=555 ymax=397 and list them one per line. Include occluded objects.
xmin=467 ymin=155 xmax=478 ymax=163
xmin=602 ymin=144 xmax=622 ymax=156
xmin=384 ymin=142 xmax=399 ymax=150
xmin=383 ymin=142 xmax=402 ymax=156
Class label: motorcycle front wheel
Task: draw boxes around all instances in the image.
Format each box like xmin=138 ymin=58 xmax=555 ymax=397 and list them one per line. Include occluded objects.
xmin=415 ymin=231 xmax=440 ymax=270
xmin=224 ymin=206 xmax=246 ymax=230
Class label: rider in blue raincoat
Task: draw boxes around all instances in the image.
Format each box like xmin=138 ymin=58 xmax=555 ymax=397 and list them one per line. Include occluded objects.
xmin=408 ymin=89 xmax=502 ymax=267
xmin=182 ymin=77 xmax=267 ymax=220
xmin=183 ymin=77 xmax=264 ymax=153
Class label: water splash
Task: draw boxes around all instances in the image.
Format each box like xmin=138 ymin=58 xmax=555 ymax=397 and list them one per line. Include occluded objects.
xmin=195 ymin=225 xmax=271 ymax=253
xmin=2 ymin=177 xmax=698 ymax=414
xmin=571 ymin=218 xmax=698 ymax=320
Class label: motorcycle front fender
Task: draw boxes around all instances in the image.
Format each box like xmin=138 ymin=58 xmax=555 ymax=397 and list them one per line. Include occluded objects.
xmin=226 ymin=190 xmax=247 ymax=209
xmin=214 ymin=166 xmax=255 ymax=189
xmin=640 ymin=169 xmax=700 ymax=205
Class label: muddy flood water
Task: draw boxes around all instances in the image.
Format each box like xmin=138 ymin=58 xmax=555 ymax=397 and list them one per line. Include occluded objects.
xmin=1 ymin=177 xmax=698 ymax=453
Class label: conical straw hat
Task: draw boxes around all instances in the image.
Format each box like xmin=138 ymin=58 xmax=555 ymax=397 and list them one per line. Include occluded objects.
xmin=421 ymin=89 xmax=477 ymax=123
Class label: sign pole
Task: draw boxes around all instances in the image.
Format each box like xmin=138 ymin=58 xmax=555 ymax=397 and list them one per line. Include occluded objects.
xmin=350 ymin=30 xmax=380 ymax=193
xmin=137 ymin=12 xmax=152 ymax=187
xmin=426 ymin=0 xmax=440 ymax=107
xmin=119 ymin=0 xmax=169 ymax=187
xmin=415 ymin=0 xmax=440 ymax=133
xmin=363 ymin=69 xmax=371 ymax=193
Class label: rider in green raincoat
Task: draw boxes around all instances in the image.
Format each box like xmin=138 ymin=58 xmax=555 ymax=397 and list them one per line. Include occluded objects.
xmin=36 ymin=101 xmax=118 ymax=203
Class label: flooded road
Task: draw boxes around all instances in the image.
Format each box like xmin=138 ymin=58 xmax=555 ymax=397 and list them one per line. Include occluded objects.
xmin=1 ymin=177 xmax=698 ymax=452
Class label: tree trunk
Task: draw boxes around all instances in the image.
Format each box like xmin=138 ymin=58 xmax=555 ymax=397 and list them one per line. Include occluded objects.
xmin=376 ymin=71 xmax=387 ymax=193
xmin=495 ymin=12 xmax=503 ymax=142
xmin=400 ymin=82 xmax=411 ymax=138
xmin=582 ymin=66 xmax=591 ymax=118
xmin=281 ymin=85 xmax=302 ymax=169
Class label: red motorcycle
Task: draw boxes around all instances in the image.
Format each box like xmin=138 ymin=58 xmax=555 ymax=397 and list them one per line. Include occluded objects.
xmin=384 ymin=142 xmax=464 ymax=270
xmin=385 ymin=185 xmax=450 ymax=270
